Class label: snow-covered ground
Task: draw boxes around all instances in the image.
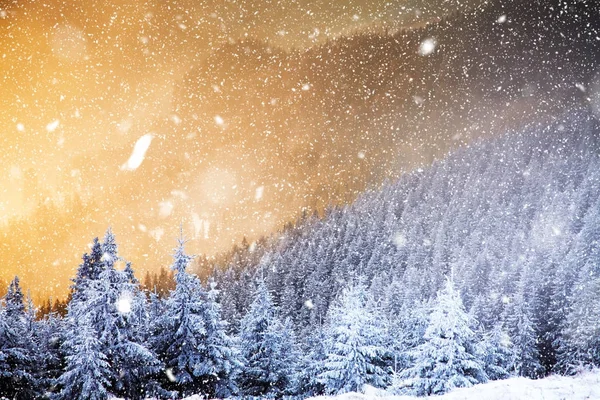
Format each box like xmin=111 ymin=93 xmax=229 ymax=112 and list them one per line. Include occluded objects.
xmin=304 ymin=370 xmax=600 ymax=400
xmin=118 ymin=370 xmax=600 ymax=400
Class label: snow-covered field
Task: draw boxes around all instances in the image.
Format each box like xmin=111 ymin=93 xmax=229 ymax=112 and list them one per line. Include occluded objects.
xmin=303 ymin=370 xmax=600 ymax=400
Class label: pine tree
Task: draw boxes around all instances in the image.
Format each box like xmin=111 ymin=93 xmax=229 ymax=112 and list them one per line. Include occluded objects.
xmin=0 ymin=277 xmax=38 ymax=399
xmin=58 ymin=230 xmax=163 ymax=399
xmin=296 ymin=326 xmax=327 ymax=397
xmin=557 ymin=275 xmax=600 ymax=372
xmin=505 ymin=284 xmax=544 ymax=378
xmin=110 ymin=269 xmax=163 ymax=400
xmin=54 ymin=320 xmax=111 ymax=400
xmin=71 ymin=238 xmax=104 ymax=302
xmin=319 ymin=281 xmax=390 ymax=395
xmin=475 ymin=323 xmax=513 ymax=380
xmin=238 ymin=279 xmax=298 ymax=398
xmin=36 ymin=310 xmax=65 ymax=397
xmin=197 ymin=281 xmax=241 ymax=398
xmin=5 ymin=276 xmax=25 ymax=317
xmin=398 ymin=279 xmax=486 ymax=396
xmin=384 ymin=280 xmax=430 ymax=374
xmin=152 ymin=236 xmax=239 ymax=397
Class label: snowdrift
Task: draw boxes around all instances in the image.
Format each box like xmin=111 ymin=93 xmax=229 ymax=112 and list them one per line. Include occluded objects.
xmin=305 ymin=370 xmax=600 ymax=400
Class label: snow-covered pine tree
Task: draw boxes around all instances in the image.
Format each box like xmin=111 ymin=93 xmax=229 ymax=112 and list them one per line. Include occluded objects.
xmin=152 ymin=235 xmax=239 ymax=397
xmin=238 ymin=279 xmax=298 ymax=398
xmin=296 ymin=325 xmax=327 ymax=397
xmin=35 ymin=308 xmax=65 ymax=397
xmin=557 ymin=272 xmax=600 ymax=372
xmin=0 ymin=277 xmax=38 ymax=399
xmin=54 ymin=319 xmax=111 ymax=400
xmin=319 ymin=280 xmax=390 ymax=395
xmin=109 ymin=265 xmax=164 ymax=400
xmin=383 ymin=277 xmax=430 ymax=374
xmin=475 ymin=323 xmax=513 ymax=380
xmin=58 ymin=230 xmax=163 ymax=399
xmin=398 ymin=279 xmax=486 ymax=396
xmin=5 ymin=276 xmax=25 ymax=317
xmin=196 ymin=281 xmax=241 ymax=398
xmin=71 ymin=237 xmax=104 ymax=302
xmin=505 ymin=280 xmax=544 ymax=378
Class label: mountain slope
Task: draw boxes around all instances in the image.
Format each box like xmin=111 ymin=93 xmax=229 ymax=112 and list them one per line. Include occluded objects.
xmin=213 ymin=106 xmax=600 ymax=375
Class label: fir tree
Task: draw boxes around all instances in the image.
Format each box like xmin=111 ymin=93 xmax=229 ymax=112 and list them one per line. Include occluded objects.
xmin=36 ymin=310 xmax=65 ymax=397
xmin=152 ymin=235 xmax=239 ymax=397
xmin=58 ymin=230 xmax=163 ymax=399
xmin=398 ymin=279 xmax=486 ymax=396
xmin=319 ymin=281 xmax=390 ymax=395
xmin=71 ymin=238 xmax=104 ymax=302
xmin=0 ymin=277 xmax=38 ymax=399
xmin=296 ymin=326 xmax=327 ymax=397
xmin=557 ymin=275 xmax=600 ymax=372
xmin=475 ymin=323 xmax=513 ymax=381
xmin=506 ymin=284 xmax=544 ymax=378
xmin=54 ymin=320 xmax=111 ymax=400
xmin=197 ymin=281 xmax=241 ymax=398
xmin=238 ymin=279 xmax=298 ymax=398
xmin=5 ymin=276 xmax=25 ymax=317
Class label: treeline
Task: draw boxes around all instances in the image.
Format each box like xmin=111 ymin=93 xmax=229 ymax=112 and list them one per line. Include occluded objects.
xmin=37 ymin=267 xmax=175 ymax=318
xmin=209 ymin=105 xmax=600 ymax=388
xmin=0 ymin=232 xmax=519 ymax=399
xmin=4 ymin=107 xmax=600 ymax=399
xmin=1 ymin=231 xmax=237 ymax=399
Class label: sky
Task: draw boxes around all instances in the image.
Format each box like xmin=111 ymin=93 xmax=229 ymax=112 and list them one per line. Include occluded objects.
xmin=0 ymin=0 xmax=483 ymax=300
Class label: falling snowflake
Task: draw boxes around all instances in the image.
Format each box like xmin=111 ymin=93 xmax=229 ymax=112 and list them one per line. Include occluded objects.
xmin=165 ymin=369 xmax=177 ymax=382
xmin=418 ymin=38 xmax=437 ymax=56
xmin=158 ymin=201 xmax=174 ymax=218
xmin=255 ymin=186 xmax=264 ymax=201
xmin=120 ymin=134 xmax=153 ymax=171
xmin=46 ymin=119 xmax=60 ymax=132
xmin=393 ymin=232 xmax=407 ymax=249
xmin=115 ymin=292 xmax=133 ymax=314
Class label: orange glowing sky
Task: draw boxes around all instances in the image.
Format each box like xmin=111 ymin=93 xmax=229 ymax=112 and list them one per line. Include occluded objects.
xmin=0 ymin=0 xmax=483 ymax=301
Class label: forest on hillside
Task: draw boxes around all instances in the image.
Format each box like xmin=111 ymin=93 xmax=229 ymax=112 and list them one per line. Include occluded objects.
xmin=3 ymin=106 xmax=600 ymax=399
xmin=3 ymin=0 xmax=600 ymax=399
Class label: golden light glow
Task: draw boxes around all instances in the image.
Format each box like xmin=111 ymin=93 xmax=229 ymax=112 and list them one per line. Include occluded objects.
xmin=0 ymin=0 xmax=480 ymax=302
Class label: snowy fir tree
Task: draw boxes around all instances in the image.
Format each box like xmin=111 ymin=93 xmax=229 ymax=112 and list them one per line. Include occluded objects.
xmin=505 ymin=284 xmax=544 ymax=378
xmin=71 ymin=237 xmax=104 ymax=302
xmin=0 ymin=277 xmax=38 ymax=399
xmin=475 ymin=323 xmax=513 ymax=381
xmin=296 ymin=325 xmax=328 ymax=397
xmin=557 ymin=273 xmax=600 ymax=372
xmin=383 ymin=278 xmax=431 ymax=374
xmin=319 ymin=280 xmax=390 ymax=395
xmin=198 ymin=281 xmax=242 ymax=398
xmin=35 ymin=309 xmax=65 ymax=397
xmin=54 ymin=318 xmax=111 ymax=400
xmin=56 ymin=230 xmax=163 ymax=399
xmin=5 ymin=276 xmax=25 ymax=318
xmin=151 ymin=235 xmax=240 ymax=398
xmin=398 ymin=279 xmax=486 ymax=396
xmin=237 ymin=279 xmax=299 ymax=398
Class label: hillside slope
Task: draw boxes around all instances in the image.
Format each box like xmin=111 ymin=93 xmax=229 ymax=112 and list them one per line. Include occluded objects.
xmin=214 ymin=106 xmax=600 ymax=376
